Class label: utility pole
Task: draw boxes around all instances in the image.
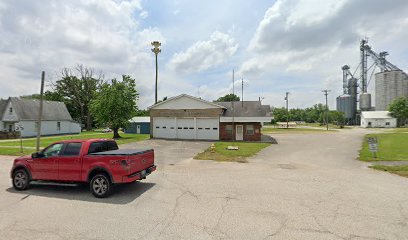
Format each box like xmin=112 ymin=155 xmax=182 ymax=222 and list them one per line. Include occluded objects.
xmin=151 ymin=41 xmax=161 ymax=104
xmin=241 ymin=77 xmax=244 ymax=107
xmin=232 ymin=69 xmax=235 ymax=142
xmin=322 ymin=90 xmax=331 ymax=131
xmin=285 ymin=92 xmax=289 ymax=129
xmin=36 ymin=71 xmax=45 ymax=152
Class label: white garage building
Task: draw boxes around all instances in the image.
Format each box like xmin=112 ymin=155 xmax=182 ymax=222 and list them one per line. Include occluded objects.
xmin=149 ymin=94 xmax=225 ymax=140
xmin=360 ymin=111 xmax=397 ymax=128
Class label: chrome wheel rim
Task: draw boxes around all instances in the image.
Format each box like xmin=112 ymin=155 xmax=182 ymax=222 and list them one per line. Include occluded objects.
xmin=14 ymin=172 xmax=26 ymax=188
xmin=93 ymin=177 xmax=108 ymax=195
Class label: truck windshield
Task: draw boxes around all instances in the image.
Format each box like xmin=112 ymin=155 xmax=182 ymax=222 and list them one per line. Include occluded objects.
xmin=88 ymin=141 xmax=119 ymax=154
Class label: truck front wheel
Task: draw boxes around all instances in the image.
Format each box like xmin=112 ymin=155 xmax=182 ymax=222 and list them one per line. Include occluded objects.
xmin=12 ymin=169 xmax=30 ymax=191
xmin=90 ymin=174 xmax=111 ymax=198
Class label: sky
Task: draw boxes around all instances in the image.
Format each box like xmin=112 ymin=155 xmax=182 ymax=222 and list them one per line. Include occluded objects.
xmin=1 ymin=0 xmax=408 ymax=109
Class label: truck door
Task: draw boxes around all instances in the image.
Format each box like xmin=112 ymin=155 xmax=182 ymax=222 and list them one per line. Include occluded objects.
xmin=58 ymin=142 xmax=83 ymax=181
xmin=30 ymin=143 xmax=63 ymax=180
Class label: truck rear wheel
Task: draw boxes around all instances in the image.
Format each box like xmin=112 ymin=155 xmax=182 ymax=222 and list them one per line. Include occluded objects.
xmin=90 ymin=174 xmax=111 ymax=198
xmin=12 ymin=169 xmax=30 ymax=191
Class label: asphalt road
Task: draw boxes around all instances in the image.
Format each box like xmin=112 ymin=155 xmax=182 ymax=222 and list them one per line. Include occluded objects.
xmin=1 ymin=129 xmax=408 ymax=239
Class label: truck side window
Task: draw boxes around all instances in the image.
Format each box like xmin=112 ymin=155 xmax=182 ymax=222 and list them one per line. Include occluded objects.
xmin=61 ymin=143 xmax=82 ymax=156
xmin=88 ymin=142 xmax=104 ymax=154
xmin=43 ymin=143 xmax=64 ymax=157
xmin=106 ymin=141 xmax=118 ymax=151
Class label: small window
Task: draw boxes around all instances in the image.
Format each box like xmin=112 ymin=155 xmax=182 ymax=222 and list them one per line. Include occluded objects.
xmin=183 ymin=127 xmax=188 ymax=129
xmin=213 ymin=128 xmax=218 ymax=130
xmin=205 ymin=128 xmax=210 ymax=130
xmin=170 ymin=127 xmax=175 ymax=129
xmin=189 ymin=127 xmax=194 ymax=129
xmin=246 ymin=125 xmax=254 ymax=135
xmin=162 ymin=126 xmax=167 ymax=129
xmin=385 ymin=122 xmax=390 ymax=126
xmin=9 ymin=107 xmax=12 ymax=114
xmin=178 ymin=127 xmax=182 ymax=129
xmin=226 ymin=125 xmax=233 ymax=135
xmin=198 ymin=127 xmax=203 ymax=130
xmin=156 ymin=126 xmax=160 ymax=129
xmin=57 ymin=122 xmax=61 ymax=131
xmin=61 ymin=143 xmax=82 ymax=156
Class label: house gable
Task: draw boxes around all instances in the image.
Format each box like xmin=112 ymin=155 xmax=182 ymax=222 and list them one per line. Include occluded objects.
xmin=1 ymin=99 xmax=19 ymax=122
xmin=149 ymin=94 xmax=226 ymax=110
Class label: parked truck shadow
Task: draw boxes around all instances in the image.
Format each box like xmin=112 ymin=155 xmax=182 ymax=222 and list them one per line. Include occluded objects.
xmin=6 ymin=181 xmax=155 ymax=205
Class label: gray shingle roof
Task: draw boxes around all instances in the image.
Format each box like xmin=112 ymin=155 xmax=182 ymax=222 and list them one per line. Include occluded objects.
xmin=0 ymin=99 xmax=8 ymax=119
xmin=9 ymin=97 xmax=73 ymax=121
xmin=215 ymin=101 xmax=272 ymax=117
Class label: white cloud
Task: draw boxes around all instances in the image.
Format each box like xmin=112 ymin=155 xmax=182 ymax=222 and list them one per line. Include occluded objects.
xmin=168 ymin=31 xmax=238 ymax=74
xmin=139 ymin=10 xmax=149 ymax=19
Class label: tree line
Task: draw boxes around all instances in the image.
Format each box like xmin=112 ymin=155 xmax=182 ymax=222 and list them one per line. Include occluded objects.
xmin=272 ymin=103 xmax=345 ymax=125
xmin=22 ymin=65 xmax=140 ymax=138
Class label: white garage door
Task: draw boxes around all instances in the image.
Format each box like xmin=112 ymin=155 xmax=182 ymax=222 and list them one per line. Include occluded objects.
xmin=196 ymin=118 xmax=219 ymax=140
xmin=153 ymin=117 xmax=219 ymax=140
xmin=153 ymin=117 xmax=176 ymax=139
xmin=176 ymin=118 xmax=195 ymax=139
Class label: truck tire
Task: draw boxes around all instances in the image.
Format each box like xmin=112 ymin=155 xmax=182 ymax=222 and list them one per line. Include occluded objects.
xmin=90 ymin=174 xmax=111 ymax=198
xmin=12 ymin=169 xmax=30 ymax=191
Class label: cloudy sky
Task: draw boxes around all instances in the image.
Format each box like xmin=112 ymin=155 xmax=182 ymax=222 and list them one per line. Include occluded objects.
xmin=1 ymin=0 xmax=408 ymax=109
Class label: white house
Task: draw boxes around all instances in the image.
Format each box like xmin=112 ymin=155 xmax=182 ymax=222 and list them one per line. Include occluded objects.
xmin=360 ymin=111 xmax=397 ymax=128
xmin=148 ymin=94 xmax=273 ymax=141
xmin=0 ymin=97 xmax=81 ymax=137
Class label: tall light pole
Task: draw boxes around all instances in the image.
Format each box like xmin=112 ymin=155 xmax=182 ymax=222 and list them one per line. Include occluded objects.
xmin=285 ymin=92 xmax=289 ymax=129
xmin=322 ymin=89 xmax=331 ymax=130
xmin=151 ymin=41 xmax=161 ymax=104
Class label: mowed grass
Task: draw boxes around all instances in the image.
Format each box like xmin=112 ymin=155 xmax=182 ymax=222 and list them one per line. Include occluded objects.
xmin=359 ymin=133 xmax=408 ymax=161
xmin=0 ymin=132 xmax=150 ymax=156
xmin=262 ymin=127 xmax=335 ymax=133
xmin=194 ymin=142 xmax=271 ymax=162
xmin=370 ymin=165 xmax=408 ymax=178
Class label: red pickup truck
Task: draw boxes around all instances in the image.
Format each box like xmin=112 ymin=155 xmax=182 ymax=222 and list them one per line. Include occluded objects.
xmin=10 ymin=139 xmax=156 ymax=198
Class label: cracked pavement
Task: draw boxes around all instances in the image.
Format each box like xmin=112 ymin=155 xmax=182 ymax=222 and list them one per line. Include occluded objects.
xmin=1 ymin=129 xmax=408 ymax=239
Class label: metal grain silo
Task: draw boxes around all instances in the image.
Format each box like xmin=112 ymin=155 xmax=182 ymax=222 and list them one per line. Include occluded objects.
xmin=336 ymin=94 xmax=354 ymax=119
xmin=375 ymin=70 xmax=408 ymax=110
xmin=359 ymin=93 xmax=372 ymax=111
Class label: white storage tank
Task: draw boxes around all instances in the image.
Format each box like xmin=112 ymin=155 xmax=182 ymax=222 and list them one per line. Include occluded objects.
xmin=375 ymin=70 xmax=408 ymax=111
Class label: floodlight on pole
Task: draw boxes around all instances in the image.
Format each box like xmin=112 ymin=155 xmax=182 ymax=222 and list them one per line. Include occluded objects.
xmin=151 ymin=41 xmax=161 ymax=104
xmin=285 ymin=92 xmax=289 ymax=129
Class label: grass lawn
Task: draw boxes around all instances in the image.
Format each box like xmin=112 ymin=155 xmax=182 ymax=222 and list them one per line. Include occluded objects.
xmin=194 ymin=142 xmax=271 ymax=162
xmin=370 ymin=165 xmax=408 ymax=178
xmin=390 ymin=128 xmax=408 ymax=133
xmin=0 ymin=132 xmax=150 ymax=156
xmin=359 ymin=133 xmax=408 ymax=161
xmin=262 ymin=127 xmax=335 ymax=133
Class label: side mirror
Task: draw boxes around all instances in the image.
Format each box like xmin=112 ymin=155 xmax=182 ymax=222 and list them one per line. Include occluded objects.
xmin=31 ymin=152 xmax=45 ymax=159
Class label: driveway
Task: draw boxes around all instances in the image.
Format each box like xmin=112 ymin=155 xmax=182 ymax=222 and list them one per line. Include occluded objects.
xmin=1 ymin=130 xmax=408 ymax=239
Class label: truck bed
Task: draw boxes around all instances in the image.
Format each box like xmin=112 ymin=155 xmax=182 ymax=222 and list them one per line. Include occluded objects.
xmin=90 ymin=149 xmax=153 ymax=156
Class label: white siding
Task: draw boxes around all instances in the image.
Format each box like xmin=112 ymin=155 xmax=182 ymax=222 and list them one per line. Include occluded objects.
xmin=19 ymin=120 xmax=81 ymax=137
xmin=153 ymin=96 xmax=221 ymax=110
xmin=360 ymin=118 xmax=397 ymax=128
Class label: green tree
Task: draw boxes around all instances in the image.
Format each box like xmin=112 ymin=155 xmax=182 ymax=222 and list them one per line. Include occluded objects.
xmin=389 ymin=97 xmax=408 ymax=126
xmin=91 ymin=75 xmax=139 ymax=138
xmin=329 ymin=111 xmax=345 ymax=127
xmin=271 ymin=107 xmax=287 ymax=123
xmin=52 ymin=65 xmax=104 ymax=130
xmin=215 ymin=94 xmax=240 ymax=102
